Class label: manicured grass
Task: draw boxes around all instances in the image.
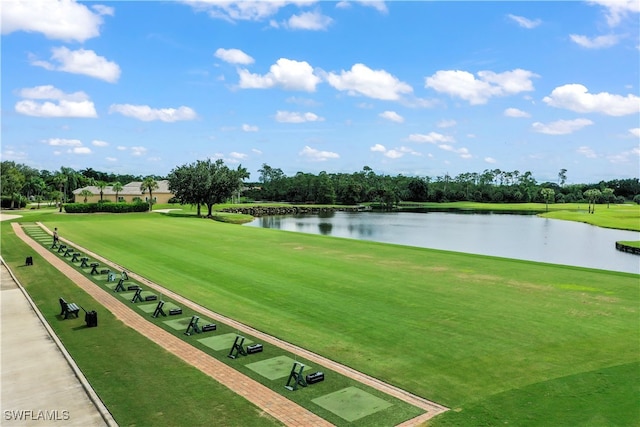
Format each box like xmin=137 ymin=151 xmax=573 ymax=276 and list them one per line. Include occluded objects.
xmin=3 ymin=211 xmax=640 ymax=425
xmin=542 ymin=204 xmax=640 ymax=232
xmin=0 ymin=224 xmax=282 ymax=427
xmin=430 ymin=362 xmax=639 ymax=427
xmin=618 ymin=240 xmax=640 ymax=248
xmin=17 ymin=222 xmax=423 ymax=426
xmin=402 ymin=202 xmax=640 ymax=231
xmin=12 ymin=210 xmax=638 ymax=426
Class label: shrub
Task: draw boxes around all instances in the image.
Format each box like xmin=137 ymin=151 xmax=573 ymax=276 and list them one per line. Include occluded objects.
xmin=64 ymin=202 xmax=149 ymax=214
xmin=1 ymin=196 xmax=27 ymax=208
xmin=633 ymin=195 xmax=640 ymax=205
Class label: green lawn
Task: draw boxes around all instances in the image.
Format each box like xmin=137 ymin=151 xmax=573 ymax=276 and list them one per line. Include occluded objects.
xmin=0 ymin=222 xmax=282 ymax=427
xmin=400 ymin=202 xmax=640 ymax=231
xmin=6 ymin=208 xmax=637 ymax=426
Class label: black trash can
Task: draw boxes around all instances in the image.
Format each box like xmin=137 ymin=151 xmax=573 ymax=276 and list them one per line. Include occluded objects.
xmin=85 ymin=310 xmax=98 ymax=328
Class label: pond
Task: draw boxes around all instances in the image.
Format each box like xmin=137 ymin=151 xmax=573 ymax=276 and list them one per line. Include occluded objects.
xmin=245 ymin=211 xmax=640 ymax=274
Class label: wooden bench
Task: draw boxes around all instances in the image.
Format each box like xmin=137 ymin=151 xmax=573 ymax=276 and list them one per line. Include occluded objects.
xmin=59 ymin=297 xmax=80 ymax=319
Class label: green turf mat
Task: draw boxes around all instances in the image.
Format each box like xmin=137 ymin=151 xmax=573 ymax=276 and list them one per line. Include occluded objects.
xmin=312 ymin=387 xmax=393 ymax=422
xmin=163 ymin=316 xmax=212 ymax=331
xmin=119 ymin=290 xmax=157 ymax=302
xmin=106 ymin=282 xmax=135 ymax=291
xmin=197 ymin=333 xmax=253 ymax=351
xmin=138 ymin=301 xmax=181 ymax=314
xmin=245 ymin=356 xmax=312 ymax=381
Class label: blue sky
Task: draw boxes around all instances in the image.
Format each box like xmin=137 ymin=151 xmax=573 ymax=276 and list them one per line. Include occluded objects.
xmin=2 ymin=0 xmax=639 ymax=184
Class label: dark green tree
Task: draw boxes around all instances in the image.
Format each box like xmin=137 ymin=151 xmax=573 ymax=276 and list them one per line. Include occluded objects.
xmin=140 ymin=177 xmax=159 ymax=211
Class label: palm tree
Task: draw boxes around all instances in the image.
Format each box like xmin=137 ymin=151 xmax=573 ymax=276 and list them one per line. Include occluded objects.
xmin=541 ymin=188 xmax=555 ymax=212
xmin=96 ymin=181 xmax=107 ymax=201
xmin=140 ymin=177 xmax=159 ymax=212
xmin=602 ymin=188 xmax=614 ymax=208
xmin=112 ymin=181 xmax=123 ymax=202
xmin=52 ymin=172 xmax=67 ymax=212
xmin=233 ymin=165 xmax=250 ymax=203
xmin=80 ymin=189 xmax=93 ymax=203
xmin=584 ymin=189 xmax=602 ymax=214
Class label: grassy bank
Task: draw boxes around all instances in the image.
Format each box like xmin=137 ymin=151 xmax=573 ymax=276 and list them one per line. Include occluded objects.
xmin=5 ymin=209 xmax=637 ymax=425
xmin=398 ymin=202 xmax=640 ymax=231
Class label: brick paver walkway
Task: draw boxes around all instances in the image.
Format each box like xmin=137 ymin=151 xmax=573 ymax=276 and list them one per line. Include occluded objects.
xmin=15 ymin=222 xmax=448 ymax=426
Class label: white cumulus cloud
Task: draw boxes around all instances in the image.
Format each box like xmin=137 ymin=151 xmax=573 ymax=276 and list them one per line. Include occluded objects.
xmin=92 ymin=140 xmax=109 ymax=147
xmin=425 ymin=68 xmax=537 ymax=105
xmin=286 ymin=11 xmax=333 ymax=30
xmin=31 ymin=47 xmax=121 ymax=83
xmin=379 ymin=111 xmax=404 ymax=123
xmin=370 ymin=144 xmax=420 ymax=159
xmin=16 ymin=85 xmax=97 ymax=118
xmin=182 ymin=1 xmax=316 ymax=22
xmin=18 ymin=85 xmax=89 ymax=101
xmin=629 ymin=128 xmax=640 ymax=138
xmin=275 ymin=110 xmax=324 ymax=123
xmin=507 ymin=14 xmax=541 ymax=29
xmin=543 ymin=84 xmax=640 ymax=116
xmin=532 ymin=118 xmax=594 ymax=135
xmin=336 ymin=1 xmax=388 ymax=13
xmin=109 ymin=104 xmax=197 ymax=122
xmin=577 ymin=146 xmax=598 ymax=158
xmin=299 ymin=145 xmax=339 ymax=161
xmin=1 ymin=0 xmax=106 ymax=42
xmin=439 ymin=144 xmax=472 ymax=159
xmin=588 ymin=0 xmax=640 ymax=26
xmin=238 ymin=58 xmax=320 ymax=92
xmin=484 ymin=157 xmax=497 ymax=164
xmin=437 ymin=119 xmax=456 ymax=128
xmin=408 ymin=132 xmax=454 ymax=144
xmin=242 ymin=124 xmax=259 ymax=132
xmin=130 ymin=146 xmax=148 ymax=156
xmin=70 ymin=146 xmax=92 ymax=154
xmin=326 ymin=63 xmax=413 ymax=101
xmin=570 ymin=34 xmax=619 ymax=49
xmin=607 ymin=147 xmax=640 ymax=163
xmin=43 ymin=138 xmax=82 ymax=147
xmin=504 ymin=107 xmax=531 ymax=118
xmin=214 ymin=48 xmax=254 ymax=65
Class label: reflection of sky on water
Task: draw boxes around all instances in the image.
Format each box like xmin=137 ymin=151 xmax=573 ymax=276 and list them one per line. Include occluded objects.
xmin=246 ymin=212 xmax=640 ymax=274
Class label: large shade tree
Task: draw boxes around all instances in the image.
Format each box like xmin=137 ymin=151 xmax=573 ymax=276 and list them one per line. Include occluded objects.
xmin=168 ymin=159 xmax=248 ymax=217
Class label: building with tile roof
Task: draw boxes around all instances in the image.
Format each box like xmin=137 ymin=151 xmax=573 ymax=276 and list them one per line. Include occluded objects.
xmin=72 ymin=180 xmax=173 ymax=204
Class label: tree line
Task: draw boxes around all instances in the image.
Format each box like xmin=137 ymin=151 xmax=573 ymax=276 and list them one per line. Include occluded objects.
xmin=2 ymin=160 xmax=639 ymax=211
xmin=0 ymin=161 xmax=161 ymax=209
xmin=247 ymin=164 xmax=640 ymax=209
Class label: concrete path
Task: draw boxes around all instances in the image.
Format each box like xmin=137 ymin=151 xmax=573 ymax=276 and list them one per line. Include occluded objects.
xmin=0 ymin=261 xmax=114 ymax=427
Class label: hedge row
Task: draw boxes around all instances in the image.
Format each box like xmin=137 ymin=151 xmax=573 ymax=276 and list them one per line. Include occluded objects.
xmin=64 ymin=202 xmax=149 ymax=213
xmin=1 ymin=197 xmax=27 ymax=209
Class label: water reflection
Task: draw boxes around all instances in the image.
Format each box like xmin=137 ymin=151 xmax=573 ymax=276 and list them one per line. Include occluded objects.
xmin=246 ymin=212 xmax=640 ymax=274
xmin=318 ymin=223 xmax=333 ymax=235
